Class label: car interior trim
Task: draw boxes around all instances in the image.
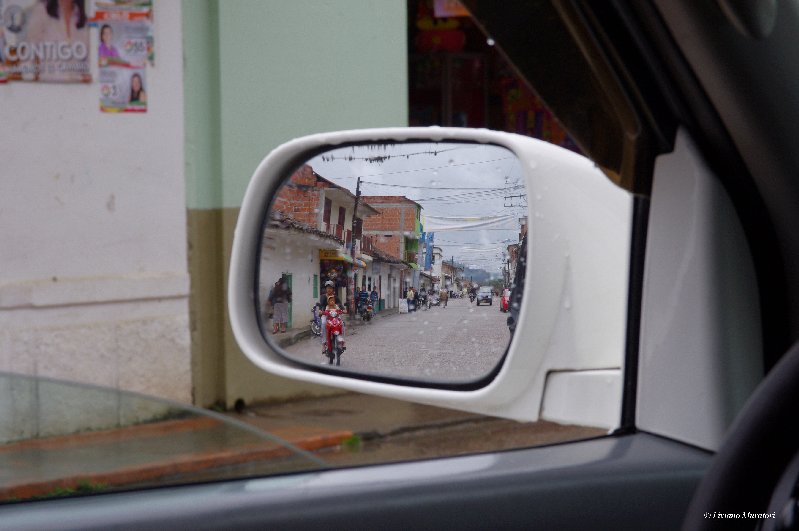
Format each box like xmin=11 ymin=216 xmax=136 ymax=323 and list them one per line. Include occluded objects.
xmin=0 ymin=433 xmax=710 ymax=531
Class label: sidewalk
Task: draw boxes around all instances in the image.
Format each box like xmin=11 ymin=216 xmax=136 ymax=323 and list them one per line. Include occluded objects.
xmin=0 ymin=389 xmax=479 ymax=502
xmin=0 ymin=410 xmax=353 ymax=501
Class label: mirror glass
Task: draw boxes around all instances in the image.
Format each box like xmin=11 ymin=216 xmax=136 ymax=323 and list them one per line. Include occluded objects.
xmin=258 ymin=141 xmax=527 ymax=384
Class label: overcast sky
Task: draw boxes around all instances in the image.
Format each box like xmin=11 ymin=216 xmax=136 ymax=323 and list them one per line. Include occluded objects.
xmin=306 ymin=142 xmax=527 ymax=272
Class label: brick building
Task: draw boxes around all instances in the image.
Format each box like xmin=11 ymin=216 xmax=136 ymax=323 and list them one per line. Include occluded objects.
xmin=263 ymin=164 xmax=379 ymax=327
xmin=360 ymin=196 xmax=422 ymax=264
xmin=272 ymin=164 xmax=378 ymax=244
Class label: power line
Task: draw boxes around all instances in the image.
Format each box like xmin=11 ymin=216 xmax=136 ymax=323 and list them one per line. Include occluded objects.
xmin=434 ymin=240 xmax=514 ymax=245
xmin=361 ymin=181 xmax=503 ymax=191
xmin=414 ymin=185 xmax=525 ymax=202
xmin=320 ymin=146 xmax=464 ymax=164
xmin=324 ymin=156 xmax=515 ymax=183
xmin=426 ymin=228 xmax=520 ymax=231
xmin=417 ymin=191 xmax=521 ymax=202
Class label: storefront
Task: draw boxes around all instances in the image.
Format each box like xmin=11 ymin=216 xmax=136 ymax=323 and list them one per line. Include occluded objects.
xmin=319 ymin=249 xmax=367 ymax=310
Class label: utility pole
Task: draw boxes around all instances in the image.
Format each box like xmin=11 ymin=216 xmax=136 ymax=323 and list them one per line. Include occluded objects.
xmin=349 ymin=177 xmax=361 ymax=322
xmin=351 ymin=177 xmax=361 ymax=260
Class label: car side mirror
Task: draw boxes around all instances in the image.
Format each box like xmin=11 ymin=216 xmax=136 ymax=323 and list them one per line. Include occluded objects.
xmin=230 ymin=128 xmax=631 ymax=428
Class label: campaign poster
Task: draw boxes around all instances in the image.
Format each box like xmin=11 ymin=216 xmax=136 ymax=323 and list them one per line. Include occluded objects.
xmin=0 ymin=0 xmax=91 ymax=82
xmin=94 ymin=3 xmax=150 ymax=112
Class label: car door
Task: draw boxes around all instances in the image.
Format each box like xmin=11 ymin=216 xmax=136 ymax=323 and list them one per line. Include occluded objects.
xmin=3 ymin=2 xmax=793 ymax=529
xmin=218 ymin=4 xmax=761 ymax=531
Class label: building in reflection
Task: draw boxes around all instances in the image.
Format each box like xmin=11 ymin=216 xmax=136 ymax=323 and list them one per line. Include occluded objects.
xmin=265 ymin=167 xmax=428 ymax=324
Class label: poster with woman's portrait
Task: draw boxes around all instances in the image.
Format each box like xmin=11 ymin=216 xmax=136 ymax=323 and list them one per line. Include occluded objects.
xmin=98 ymin=67 xmax=146 ymax=112
xmin=95 ymin=4 xmax=150 ymax=112
xmin=0 ymin=0 xmax=91 ymax=82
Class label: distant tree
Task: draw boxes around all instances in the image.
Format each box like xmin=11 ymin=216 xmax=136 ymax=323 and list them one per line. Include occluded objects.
xmin=489 ymin=279 xmax=504 ymax=291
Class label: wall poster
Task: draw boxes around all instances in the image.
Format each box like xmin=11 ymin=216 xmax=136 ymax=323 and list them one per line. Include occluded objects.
xmin=0 ymin=0 xmax=91 ymax=83
xmin=94 ymin=2 xmax=151 ymax=112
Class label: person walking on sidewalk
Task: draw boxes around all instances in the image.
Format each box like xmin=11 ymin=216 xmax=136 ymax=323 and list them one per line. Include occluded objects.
xmin=370 ymin=286 xmax=379 ymax=312
xmin=268 ymin=277 xmax=292 ymax=333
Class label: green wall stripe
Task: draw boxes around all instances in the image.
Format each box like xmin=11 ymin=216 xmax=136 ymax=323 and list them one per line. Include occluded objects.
xmin=184 ymin=0 xmax=408 ymax=211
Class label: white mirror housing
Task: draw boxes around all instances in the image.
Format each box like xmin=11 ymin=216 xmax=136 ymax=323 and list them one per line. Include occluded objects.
xmin=230 ymin=127 xmax=631 ymax=428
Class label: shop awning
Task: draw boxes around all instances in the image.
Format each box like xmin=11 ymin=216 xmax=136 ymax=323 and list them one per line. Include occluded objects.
xmin=320 ymin=249 xmax=369 ymax=268
xmin=320 ymin=249 xmax=353 ymax=263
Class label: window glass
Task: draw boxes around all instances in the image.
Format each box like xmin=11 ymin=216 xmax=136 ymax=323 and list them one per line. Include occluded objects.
xmin=0 ymin=1 xmax=630 ymax=504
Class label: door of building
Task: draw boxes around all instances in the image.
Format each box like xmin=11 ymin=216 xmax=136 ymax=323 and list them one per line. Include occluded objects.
xmin=282 ymin=273 xmax=292 ymax=329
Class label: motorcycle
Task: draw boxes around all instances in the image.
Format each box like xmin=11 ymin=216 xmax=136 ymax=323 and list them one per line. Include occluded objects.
xmin=357 ymin=297 xmax=373 ymax=322
xmin=322 ymin=308 xmax=346 ymax=366
xmin=310 ymin=305 xmax=322 ymax=336
xmin=418 ymin=292 xmax=428 ymax=310
xmin=469 ymin=293 xmax=476 ymax=303
xmin=428 ymin=294 xmax=440 ymax=308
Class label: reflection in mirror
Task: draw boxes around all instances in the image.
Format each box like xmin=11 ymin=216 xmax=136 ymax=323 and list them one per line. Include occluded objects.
xmin=258 ymin=142 xmax=527 ymax=383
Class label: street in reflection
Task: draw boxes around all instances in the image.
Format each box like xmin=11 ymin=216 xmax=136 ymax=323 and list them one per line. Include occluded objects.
xmin=259 ymin=142 xmax=527 ymax=383
xmin=284 ymin=295 xmax=509 ymax=381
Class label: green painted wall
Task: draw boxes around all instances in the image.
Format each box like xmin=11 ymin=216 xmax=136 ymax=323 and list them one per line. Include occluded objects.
xmin=185 ymin=0 xmax=408 ymax=210
xmin=183 ymin=0 xmax=407 ymax=407
xmin=183 ymin=1 xmax=223 ymax=211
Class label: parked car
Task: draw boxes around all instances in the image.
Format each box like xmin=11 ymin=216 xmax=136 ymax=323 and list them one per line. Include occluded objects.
xmin=475 ymin=286 xmax=493 ymax=306
xmin=6 ymin=2 xmax=799 ymax=530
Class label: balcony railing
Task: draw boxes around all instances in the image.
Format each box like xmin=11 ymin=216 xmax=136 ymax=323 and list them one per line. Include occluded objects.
xmin=323 ymin=222 xmax=350 ymax=243
xmin=360 ymin=235 xmax=376 ymax=254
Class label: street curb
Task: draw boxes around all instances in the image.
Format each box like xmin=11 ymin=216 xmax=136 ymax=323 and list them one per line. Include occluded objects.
xmin=0 ymin=417 xmax=220 ymax=453
xmin=278 ymin=328 xmax=313 ymax=348
xmin=0 ymin=422 xmax=353 ymax=501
